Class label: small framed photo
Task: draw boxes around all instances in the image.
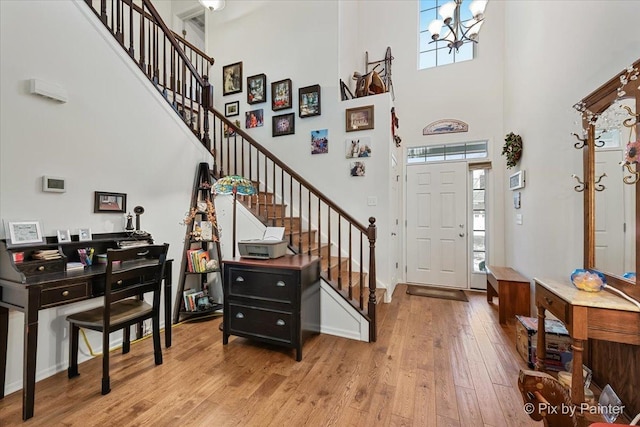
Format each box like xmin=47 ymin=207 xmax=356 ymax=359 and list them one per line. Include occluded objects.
xmin=94 ymin=191 xmax=127 ymax=213
xmin=271 ymin=78 xmax=292 ymax=111
xmin=299 ymin=84 xmax=321 ymax=118
xmin=223 ymin=61 xmax=243 ymax=96
xmin=345 ymin=137 xmax=372 ymax=158
xmin=245 ymin=109 xmax=264 ymax=128
xmin=345 ymin=105 xmax=374 ymax=132
xmin=509 ymin=170 xmax=525 ymax=190
xmin=311 ymin=129 xmax=328 ymax=155
xmin=57 ymin=229 xmax=71 ymax=243
xmin=225 ymin=101 xmax=239 ymax=117
xmin=78 ymin=228 xmax=93 ymax=241
xmin=177 ymin=103 xmax=199 ymax=130
xmin=4 ymin=220 xmax=44 ymax=247
xmin=272 ymin=113 xmax=295 ymax=137
xmin=247 ymin=73 xmax=267 ymax=104
xmin=350 ymin=161 xmax=366 ymax=177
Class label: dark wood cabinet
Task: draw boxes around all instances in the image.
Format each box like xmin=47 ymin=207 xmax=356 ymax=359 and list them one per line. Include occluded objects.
xmin=222 ymin=255 xmax=320 ymax=361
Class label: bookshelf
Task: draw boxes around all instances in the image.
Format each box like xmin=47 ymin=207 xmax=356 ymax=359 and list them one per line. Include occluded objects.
xmin=173 ymin=162 xmax=223 ymax=323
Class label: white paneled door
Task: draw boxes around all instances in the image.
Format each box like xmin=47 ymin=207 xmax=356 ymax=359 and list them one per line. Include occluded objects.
xmin=406 ymin=162 xmax=468 ymax=288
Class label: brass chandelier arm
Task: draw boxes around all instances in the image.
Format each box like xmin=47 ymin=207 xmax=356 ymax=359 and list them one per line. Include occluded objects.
xmin=622 ymin=163 xmax=640 ymax=185
xmin=622 ymin=105 xmax=639 ymax=128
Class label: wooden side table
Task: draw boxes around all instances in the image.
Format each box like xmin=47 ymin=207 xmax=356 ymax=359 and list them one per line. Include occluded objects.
xmin=486 ymin=265 xmax=531 ymax=324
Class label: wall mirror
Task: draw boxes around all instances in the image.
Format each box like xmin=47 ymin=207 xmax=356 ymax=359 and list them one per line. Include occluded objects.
xmin=575 ymin=58 xmax=639 ymax=296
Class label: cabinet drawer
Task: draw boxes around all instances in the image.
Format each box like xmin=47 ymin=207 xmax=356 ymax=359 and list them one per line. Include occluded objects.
xmin=17 ymin=259 xmax=65 ymax=277
xmin=228 ymin=303 xmax=293 ymax=343
xmin=40 ymin=282 xmax=89 ymax=308
xmin=228 ymin=268 xmax=296 ymax=303
xmin=536 ymin=285 xmax=568 ymax=323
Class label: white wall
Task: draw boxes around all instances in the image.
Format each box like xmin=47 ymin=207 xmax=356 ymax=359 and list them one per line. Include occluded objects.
xmin=503 ymin=0 xmax=640 ymax=286
xmin=0 ymin=0 xmax=211 ymax=394
xmin=203 ymin=1 xmax=399 ymax=289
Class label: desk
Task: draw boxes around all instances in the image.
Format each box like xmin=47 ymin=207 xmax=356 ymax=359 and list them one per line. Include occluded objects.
xmin=0 ymin=235 xmax=173 ymax=420
xmin=534 ymin=278 xmax=640 ymax=406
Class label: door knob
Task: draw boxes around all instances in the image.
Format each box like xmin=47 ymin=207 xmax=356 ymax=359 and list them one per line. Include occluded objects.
xmin=459 ymin=233 xmax=465 ymax=237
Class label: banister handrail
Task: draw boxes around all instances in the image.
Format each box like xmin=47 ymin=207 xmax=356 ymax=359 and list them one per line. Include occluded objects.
xmin=214 ymin=113 xmax=369 ymax=234
xmin=118 ymin=0 xmax=214 ymax=65
xmin=171 ymin=31 xmax=215 ymax=66
xmin=139 ymin=0 xmax=206 ymax=87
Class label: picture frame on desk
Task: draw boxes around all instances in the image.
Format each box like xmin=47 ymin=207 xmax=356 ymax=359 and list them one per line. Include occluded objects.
xmin=56 ymin=229 xmax=71 ymax=243
xmin=94 ymin=191 xmax=127 ymax=213
xmin=4 ymin=220 xmax=44 ymax=248
xmin=78 ymin=228 xmax=92 ymax=241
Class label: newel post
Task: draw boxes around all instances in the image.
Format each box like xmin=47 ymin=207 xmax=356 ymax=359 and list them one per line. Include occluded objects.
xmin=367 ymin=216 xmax=377 ymax=342
xmin=202 ymin=75 xmax=212 ymax=152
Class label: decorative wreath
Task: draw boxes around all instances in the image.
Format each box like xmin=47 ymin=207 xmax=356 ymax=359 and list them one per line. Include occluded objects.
xmin=502 ymin=132 xmax=523 ymax=169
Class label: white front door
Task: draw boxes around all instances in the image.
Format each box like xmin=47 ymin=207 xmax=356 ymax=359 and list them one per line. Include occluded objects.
xmin=406 ymin=161 xmax=468 ymax=288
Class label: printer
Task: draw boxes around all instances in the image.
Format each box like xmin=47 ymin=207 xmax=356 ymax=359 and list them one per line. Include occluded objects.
xmin=237 ymin=227 xmax=288 ymax=259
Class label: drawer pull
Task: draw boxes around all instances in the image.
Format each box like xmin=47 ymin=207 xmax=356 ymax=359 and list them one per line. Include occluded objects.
xmin=276 ymin=319 xmax=285 ymax=326
xmin=116 ymin=280 xmax=123 ymax=285
xmin=544 ymin=297 xmax=553 ymax=305
xmin=38 ymin=266 xmax=45 ymax=271
xmin=62 ymin=290 xmax=70 ymax=297
xmin=236 ymin=312 xmax=245 ymax=319
xmin=276 ymin=281 xmax=286 ymax=287
xmin=235 ymin=276 xmax=245 ymax=282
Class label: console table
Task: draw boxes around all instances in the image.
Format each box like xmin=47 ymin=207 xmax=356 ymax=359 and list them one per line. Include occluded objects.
xmin=0 ymin=233 xmax=173 ymax=420
xmin=534 ymin=278 xmax=640 ymax=406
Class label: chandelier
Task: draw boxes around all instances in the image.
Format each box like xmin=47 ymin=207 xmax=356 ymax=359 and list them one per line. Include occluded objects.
xmin=198 ymin=0 xmax=226 ymax=11
xmin=427 ymin=0 xmax=488 ymax=53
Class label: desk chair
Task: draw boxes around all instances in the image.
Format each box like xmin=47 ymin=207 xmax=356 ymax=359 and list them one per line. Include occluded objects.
xmin=67 ymin=244 xmax=169 ymax=395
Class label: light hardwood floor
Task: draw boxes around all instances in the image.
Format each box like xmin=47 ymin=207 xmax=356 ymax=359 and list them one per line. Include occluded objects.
xmin=0 ymin=285 xmax=540 ymax=426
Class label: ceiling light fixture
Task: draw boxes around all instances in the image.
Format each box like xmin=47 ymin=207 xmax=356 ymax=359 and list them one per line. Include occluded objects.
xmin=198 ymin=0 xmax=226 ymax=12
xmin=427 ymin=0 xmax=487 ymax=53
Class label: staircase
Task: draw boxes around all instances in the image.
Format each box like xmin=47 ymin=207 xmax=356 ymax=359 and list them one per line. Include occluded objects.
xmin=83 ymin=0 xmax=380 ymax=341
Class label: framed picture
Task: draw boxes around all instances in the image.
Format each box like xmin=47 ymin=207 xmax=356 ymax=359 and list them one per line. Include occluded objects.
xmin=4 ymin=220 xmax=44 ymax=247
xmin=245 ymin=109 xmax=264 ymax=128
xmin=350 ymin=161 xmax=366 ymax=177
xmin=299 ymin=84 xmax=321 ymax=118
xmin=223 ymin=62 xmax=243 ymax=96
xmin=345 ymin=137 xmax=372 ymax=158
xmin=94 ymin=191 xmax=127 ymax=213
xmin=224 ymin=120 xmax=240 ymax=137
xmin=57 ymin=229 xmax=71 ymax=243
xmin=509 ymin=170 xmax=526 ymax=190
xmin=78 ymin=228 xmax=93 ymax=241
xmin=272 ymin=113 xmax=295 ymax=137
xmin=177 ymin=104 xmax=199 ymax=130
xmin=247 ymin=73 xmax=266 ymax=104
xmin=311 ymin=129 xmax=328 ymax=155
xmin=271 ymin=78 xmax=292 ymax=111
xmin=225 ymin=101 xmax=239 ymax=117
xmin=346 ymin=105 xmax=374 ymax=132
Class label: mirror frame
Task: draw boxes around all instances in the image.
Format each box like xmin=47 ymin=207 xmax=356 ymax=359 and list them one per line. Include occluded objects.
xmin=576 ymin=58 xmax=639 ymax=295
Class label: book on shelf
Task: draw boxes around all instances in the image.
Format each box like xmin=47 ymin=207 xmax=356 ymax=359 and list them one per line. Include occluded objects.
xmin=33 ymin=249 xmax=62 ymax=260
xmin=186 ymin=248 xmax=213 ymax=273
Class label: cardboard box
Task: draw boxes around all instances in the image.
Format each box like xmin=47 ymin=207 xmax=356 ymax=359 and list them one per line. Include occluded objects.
xmin=516 ymin=315 xmax=572 ymax=370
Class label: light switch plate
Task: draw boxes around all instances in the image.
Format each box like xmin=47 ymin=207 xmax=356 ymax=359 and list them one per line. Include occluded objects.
xmin=515 ymin=214 xmax=523 ymax=225
xmin=367 ymin=196 xmax=377 ymax=206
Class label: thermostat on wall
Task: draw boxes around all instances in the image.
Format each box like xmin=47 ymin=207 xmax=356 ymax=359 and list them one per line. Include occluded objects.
xmin=42 ymin=176 xmax=66 ymax=193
